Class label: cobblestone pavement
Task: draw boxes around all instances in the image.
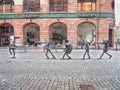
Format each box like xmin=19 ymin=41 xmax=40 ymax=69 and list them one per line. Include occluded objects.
xmin=0 ymin=48 xmax=120 ymax=90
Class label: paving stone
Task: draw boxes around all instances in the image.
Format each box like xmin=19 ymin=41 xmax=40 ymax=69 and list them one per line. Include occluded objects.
xmin=0 ymin=48 xmax=120 ymax=90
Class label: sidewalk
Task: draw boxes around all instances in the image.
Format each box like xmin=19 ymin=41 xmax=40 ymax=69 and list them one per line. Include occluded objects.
xmin=0 ymin=48 xmax=120 ymax=90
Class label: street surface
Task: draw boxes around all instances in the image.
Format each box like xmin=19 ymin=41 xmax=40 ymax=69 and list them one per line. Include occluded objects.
xmin=0 ymin=47 xmax=120 ymax=90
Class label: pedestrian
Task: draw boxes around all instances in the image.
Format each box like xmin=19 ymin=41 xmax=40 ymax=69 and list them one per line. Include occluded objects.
xmin=82 ymin=39 xmax=91 ymax=60
xmin=44 ymin=40 xmax=56 ymax=59
xmin=9 ymin=36 xmax=17 ymax=58
xmin=98 ymin=38 xmax=112 ymax=59
xmin=62 ymin=40 xmax=73 ymax=59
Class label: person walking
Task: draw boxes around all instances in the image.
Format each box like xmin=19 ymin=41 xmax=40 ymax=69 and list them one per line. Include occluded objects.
xmin=98 ymin=38 xmax=112 ymax=59
xmin=82 ymin=39 xmax=91 ymax=60
xmin=62 ymin=40 xmax=73 ymax=59
xmin=44 ymin=40 xmax=56 ymax=59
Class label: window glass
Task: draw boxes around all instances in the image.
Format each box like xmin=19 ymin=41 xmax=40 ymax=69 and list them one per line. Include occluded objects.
xmin=91 ymin=3 xmax=95 ymax=10
xmin=78 ymin=0 xmax=96 ymax=11
xmin=0 ymin=0 xmax=14 ymax=13
xmin=23 ymin=0 xmax=40 ymax=12
xmin=49 ymin=0 xmax=68 ymax=12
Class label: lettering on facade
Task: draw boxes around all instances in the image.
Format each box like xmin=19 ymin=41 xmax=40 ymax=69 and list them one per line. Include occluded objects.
xmin=78 ymin=14 xmax=96 ymax=18
xmin=23 ymin=14 xmax=39 ymax=18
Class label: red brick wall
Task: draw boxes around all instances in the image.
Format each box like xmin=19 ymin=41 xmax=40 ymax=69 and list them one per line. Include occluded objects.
xmin=0 ymin=0 xmax=115 ymax=47
xmin=14 ymin=5 xmax=23 ymax=14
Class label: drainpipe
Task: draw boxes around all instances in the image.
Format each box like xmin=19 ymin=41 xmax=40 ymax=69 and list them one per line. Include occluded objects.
xmin=96 ymin=0 xmax=101 ymax=49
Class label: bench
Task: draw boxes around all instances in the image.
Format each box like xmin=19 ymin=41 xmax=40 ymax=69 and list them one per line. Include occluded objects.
xmin=16 ymin=45 xmax=27 ymax=52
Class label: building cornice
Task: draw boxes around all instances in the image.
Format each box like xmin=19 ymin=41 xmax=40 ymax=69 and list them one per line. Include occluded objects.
xmin=0 ymin=12 xmax=115 ymax=19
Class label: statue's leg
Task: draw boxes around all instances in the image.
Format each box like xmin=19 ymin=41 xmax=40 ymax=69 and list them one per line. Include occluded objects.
xmin=49 ymin=49 xmax=56 ymax=59
xmin=12 ymin=49 xmax=15 ymax=58
xmin=66 ymin=54 xmax=71 ymax=59
xmin=105 ymin=52 xmax=112 ymax=59
xmin=83 ymin=51 xmax=86 ymax=59
xmin=99 ymin=52 xmax=104 ymax=59
xmin=87 ymin=51 xmax=91 ymax=59
xmin=9 ymin=48 xmax=12 ymax=56
xmin=45 ymin=50 xmax=50 ymax=59
xmin=62 ymin=52 xmax=66 ymax=59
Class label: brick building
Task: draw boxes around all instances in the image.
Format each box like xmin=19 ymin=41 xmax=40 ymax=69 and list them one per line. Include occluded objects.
xmin=0 ymin=0 xmax=115 ymax=48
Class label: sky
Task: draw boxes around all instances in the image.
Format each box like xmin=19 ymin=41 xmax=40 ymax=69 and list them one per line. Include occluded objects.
xmin=115 ymin=0 xmax=120 ymax=26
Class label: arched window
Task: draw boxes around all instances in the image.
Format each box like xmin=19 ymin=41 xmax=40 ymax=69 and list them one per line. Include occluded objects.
xmin=0 ymin=23 xmax=14 ymax=46
xmin=24 ymin=23 xmax=40 ymax=45
xmin=49 ymin=0 xmax=68 ymax=12
xmin=78 ymin=0 xmax=96 ymax=11
xmin=23 ymin=0 xmax=40 ymax=12
xmin=0 ymin=0 xmax=14 ymax=13
xmin=77 ymin=22 xmax=96 ymax=46
xmin=49 ymin=22 xmax=67 ymax=44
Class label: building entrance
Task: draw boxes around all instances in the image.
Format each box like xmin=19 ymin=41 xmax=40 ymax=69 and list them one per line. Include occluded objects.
xmin=77 ymin=22 xmax=96 ymax=48
xmin=49 ymin=22 xmax=67 ymax=45
xmin=0 ymin=24 xmax=14 ymax=46
xmin=24 ymin=23 xmax=40 ymax=45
